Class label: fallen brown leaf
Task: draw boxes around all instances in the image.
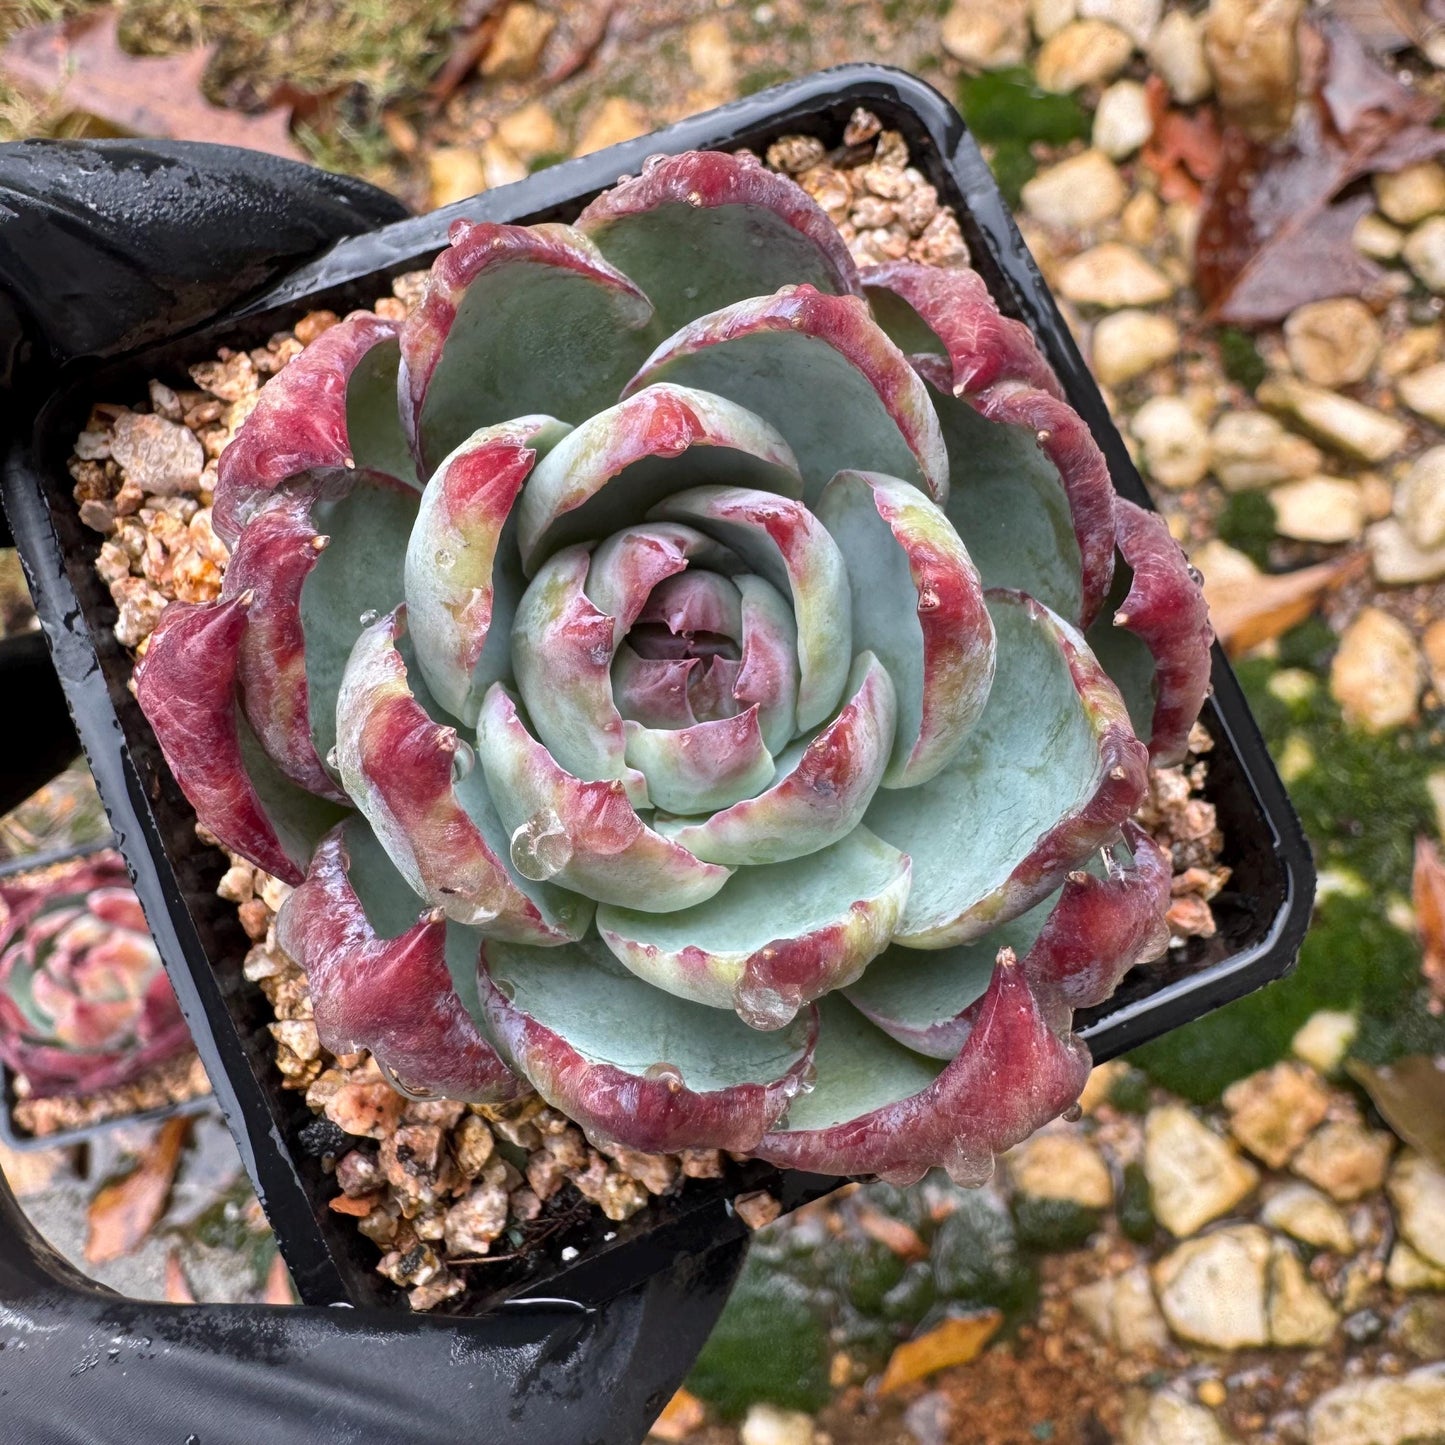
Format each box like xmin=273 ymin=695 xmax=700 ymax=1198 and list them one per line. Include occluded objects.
xmin=854 ymin=1204 xmax=928 ymax=1262
xmin=262 ymin=1250 xmax=296 ymax=1306
xmin=1346 ymin=1055 xmax=1445 ymax=1167
xmin=1197 ymin=17 xmax=1445 ymax=324
xmin=1141 ymin=75 xmax=1223 ymax=205
xmin=877 ymin=1310 xmax=1003 ymax=1395
xmin=163 ymin=1249 xmax=197 ymax=1305
xmin=328 ymin=1192 xmax=379 ymax=1217
xmin=0 ymin=9 xmax=305 ymax=161
xmin=1205 ymin=552 xmax=1365 ymax=656
xmin=1414 ymin=835 xmax=1445 ymax=1010
xmin=84 ymin=1116 xmax=189 ymax=1266
xmin=427 ymin=0 xmax=508 ymax=105
xmin=648 ymin=1386 xmax=706 ymax=1442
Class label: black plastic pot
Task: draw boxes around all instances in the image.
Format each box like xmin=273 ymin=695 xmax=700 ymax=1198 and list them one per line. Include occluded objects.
xmin=1 ymin=54 xmax=1311 ymax=1380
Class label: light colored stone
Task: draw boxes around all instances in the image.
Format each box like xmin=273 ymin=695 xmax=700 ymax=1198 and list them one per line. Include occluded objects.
xmin=1036 ymin=19 xmax=1134 ymax=92
xmin=1378 ymin=324 xmax=1441 ymax=379
xmin=1165 ymin=199 xmax=1200 ymax=268
xmin=496 ymin=102 xmax=563 ymax=163
xmin=427 ymin=147 xmax=486 ymax=209
xmin=1400 ymin=360 xmax=1445 ymax=427
xmin=1257 ymin=376 xmax=1409 ymax=465
xmin=1121 ymin=1389 xmax=1238 ymax=1445
xmin=1091 ymin=309 xmax=1180 ymax=386
xmin=1306 ymin=1365 xmax=1445 ymax=1445
xmin=1093 ymin=79 xmax=1154 ymax=159
xmin=1144 ymin=1104 xmax=1259 ymax=1237
xmin=480 ymin=137 xmax=527 ymax=189
xmin=1008 ymin=1133 xmax=1113 ymax=1208
xmin=1426 ymin=618 xmax=1445 ymax=697
xmin=740 ymin=1403 xmax=815 ymax=1445
xmin=1121 ymin=188 xmax=1162 ymax=247
xmin=1388 ymin=1152 xmax=1445 ymax=1271
xmin=109 ymin=411 xmax=205 ymax=496
xmin=1388 ymin=1241 xmax=1445 ymax=1292
xmin=1078 ymin=0 xmax=1159 ymax=46
xmin=574 ymin=98 xmax=651 ymax=158
xmin=1149 ymin=10 xmax=1212 ymax=105
xmin=1375 ymin=162 xmax=1445 ymax=227
xmin=1223 ymin=1063 xmax=1331 ymax=1169
xmin=1354 ymin=211 xmax=1405 ymax=261
xmin=1329 ymin=608 xmax=1424 ymax=732
xmin=1210 ymin=411 xmax=1323 ymax=490
xmin=1132 ymin=395 xmax=1212 ymax=489
xmin=686 ymin=16 xmax=735 ymax=98
xmin=1073 ymin=1264 xmax=1171 ymax=1353
xmin=480 ymin=1 xmax=556 ymax=79
xmin=941 ymin=0 xmax=1031 ymax=67
xmin=1293 ymin=1119 xmax=1396 ymax=1200
xmin=1398 ymin=445 xmax=1445 ymax=550
xmin=1261 ymin=1183 xmax=1356 ymax=1254
xmin=1404 ymin=215 xmax=1445 ymax=293
xmin=1060 ymin=243 xmax=1175 ymax=308
xmin=1271 ymin=477 xmax=1367 ymax=545
xmin=1031 ymin=0 xmax=1077 ymax=41
xmin=1154 ymin=1225 xmax=1271 ymax=1349
xmin=1022 ymin=149 xmax=1126 ymax=231
xmin=1284 ymin=299 xmax=1383 ymax=388
xmin=1268 ymin=1237 xmax=1339 ymax=1347
xmin=1204 ymin=0 xmax=1302 ymax=140
xmin=1368 ymin=518 xmax=1445 ymax=585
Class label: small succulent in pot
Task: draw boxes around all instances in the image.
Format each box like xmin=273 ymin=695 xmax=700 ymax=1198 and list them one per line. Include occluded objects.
xmin=0 ymin=852 xmax=191 ymax=1098
xmin=135 ymin=149 xmax=1211 ymax=1185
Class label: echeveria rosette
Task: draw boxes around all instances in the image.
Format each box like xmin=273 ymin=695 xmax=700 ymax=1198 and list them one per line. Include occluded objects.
xmin=134 ymin=148 xmax=1213 ymax=1187
xmin=0 ymin=854 xmax=190 ymax=1099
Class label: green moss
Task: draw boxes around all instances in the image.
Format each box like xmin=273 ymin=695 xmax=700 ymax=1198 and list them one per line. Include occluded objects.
xmin=1218 ymin=327 xmax=1268 ymax=394
xmin=739 ymin=65 xmax=793 ymax=98
xmin=930 ymin=1193 xmax=1035 ymax=1315
xmin=1118 ymin=1162 xmax=1156 ymax=1244
xmin=957 ymin=69 xmax=1090 ymax=147
xmin=835 ymin=1235 xmax=908 ymax=1315
xmin=1217 ymin=491 xmax=1278 ymax=569
xmin=879 ymin=1259 xmax=939 ymax=1324
xmin=986 ymin=138 xmax=1038 ymax=209
xmin=1107 ymin=1065 xmax=1153 ymax=1115
xmin=1011 ymin=1196 xmax=1101 ymax=1250
xmin=527 ymin=150 xmax=570 ymax=174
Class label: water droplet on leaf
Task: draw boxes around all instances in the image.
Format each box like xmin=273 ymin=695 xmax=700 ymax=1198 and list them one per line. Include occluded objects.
xmin=451 ymin=738 xmax=475 ymax=781
xmin=509 ymin=809 xmax=572 ymax=881
xmin=734 ymin=981 xmax=796 ymax=1030
xmin=644 ymin=1061 xmax=685 ymax=1091
xmin=434 ymin=547 xmax=455 ymax=569
xmin=359 ymin=608 xmax=380 ymax=626
xmin=325 ymin=746 xmax=340 ymax=770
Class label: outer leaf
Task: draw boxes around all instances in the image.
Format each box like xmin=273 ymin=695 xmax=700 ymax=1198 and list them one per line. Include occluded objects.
xmin=628 ymin=286 xmax=949 ymax=505
xmin=134 ymin=593 xmax=343 ymax=884
xmin=575 ymin=148 xmax=862 ymax=332
xmin=845 ymin=820 xmax=1170 ymax=1056
xmin=649 ymin=485 xmax=852 ymax=731
xmin=755 ymin=962 xmax=1091 ymax=1187
xmin=516 ymin=383 xmax=802 ymax=573
xmin=333 ymin=610 xmax=593 ymax=942
xmin=276 ymin=821 xmax=523 ymax=1103
xmin=404 ymin=416 xmax=571 ymax=725
xmin=657 ymin=652 xmax=897 ymax=866
xmin=1086 ymin=500 xmax=1214 ymax=765
xmin=479 ymin=934 xmax=819 ymax=1153
xmin=477 ymin=684 xmax=733 ymax=912
xmin=623 ymin=706 xmax=775 ymax=815
xmin=398 ymin=220 xmax=655 ymax=471
xmin=865 ymin=591 xmax=1148 ymax=947
xmin=597 ymin=826 xmax=910 ymax=1029
xmin=213 ymin=311 xmax=407 ymax=545
xmin=816 ymin=470 xmax=994 ymax=788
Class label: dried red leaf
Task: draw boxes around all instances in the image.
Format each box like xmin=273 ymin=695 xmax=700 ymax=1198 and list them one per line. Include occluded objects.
xmin=262 ymin=1250 xmax=296 ymax=1305
xmin=1197 ymin=17 xmax=1445 ymax=324
xmin=84 ymin=1116 xmax=189 ymax=1265
xmin=1203 ymin=551 xmax=1365 ymax=656
xmin=1141 ymin=75 xmax=1223 ymax=205
xmin=0 ymin=9 xmax=304 ymax=161
xmin=163 ymin=1249 xmax=197 ymax=1304
xmin=427 ymin=0 xmax=508 ymax=105
xmin=1414 ymin=835 xmax=1445 ymax=1010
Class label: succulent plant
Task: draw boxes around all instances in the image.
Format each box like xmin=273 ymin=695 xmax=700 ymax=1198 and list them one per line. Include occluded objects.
xmin=134 ymin=149 xmax=1211 ymax=1185
xmin=0 ymin=853 xmax=190 ymax=1098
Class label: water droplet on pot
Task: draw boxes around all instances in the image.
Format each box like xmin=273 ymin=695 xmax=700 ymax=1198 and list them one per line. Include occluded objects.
xmin=451 ymin=738 xmax=475 ymax=781
xmin=509 ymin=809 xmax=572 ymax=880
xmin=359 ymin=608 xmax=380 ymax=626
xmin=644 ymin=1061 xmax=685 ymax=1091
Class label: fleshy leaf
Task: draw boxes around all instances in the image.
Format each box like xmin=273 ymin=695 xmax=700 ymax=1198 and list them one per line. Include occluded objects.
xmin=658 ymin=652 xmax=897 ymax=866
xmin=276 ymin=820 xmax=524 ymax=1103
xmin=398 ymin=220 xmax=656 ymax=472
xmin=1086 ymin=500 xmax=1214 ymax=765
xmin=213 ymin=312 xmax=407 ymax=545
xmin=479 ymin=933 xmax=818 ymax=1153
xmin=333 ymin=609 xmax=593 ymax=941
xmin=624 ymin=706 xmax=774 ymax=815
xmin=846 ymin=820 xmax=1170 ymax=1056
xmin=628 ymin=286 xmax=949 ymax=505
xmin=649 ymin=484 xmax=852 ymax=731
xmin=575 ymin=148 xmax=862 ymax=332
xmin=612 ymin=647 xmax=698 ymax=728
xmin=477 ymin=684 xmax=733 ymax=912
xmin=516 ymin=383 xmax=802 ymax=574
xmin=816 ymin=470 xmax=995 ymax=788
xmin=597 ymin=826 xmax=910 ymax=1029
xmin=222 ymin=491 xmax=345 ymax=800
xmin=404 ymin=416 xmax=571 ymax=725
xmin=755 ymin=961 xmax=1091 ymax=1187
xmin=865 ymin=591 xmax=1148 ymax=947
xmin=134 ymin=593 xmax=344 ymax=884
xmin=733 ymin=574 xmax=799 ymax=754
xmin=585 ymin=521 xmax=726 ymax=641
